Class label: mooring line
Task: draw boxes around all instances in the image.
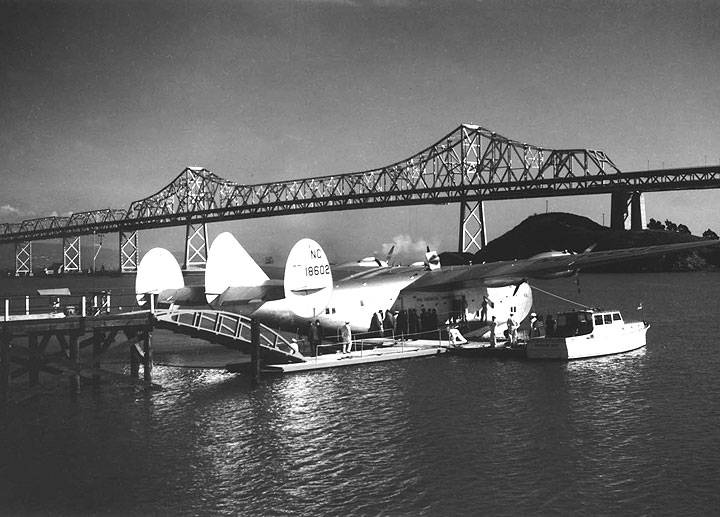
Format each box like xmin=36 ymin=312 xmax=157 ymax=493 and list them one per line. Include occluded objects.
xmin=530 ymin=285 xmax=592 ymax=309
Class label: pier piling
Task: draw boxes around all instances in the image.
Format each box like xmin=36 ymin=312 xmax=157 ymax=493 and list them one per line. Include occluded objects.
xmin=130 ymin=341 xmax=140 ymax=378
xmin=92 ymin=330 xmax=102 ymax=385
xmin=250 ymin=319 xmax=261 ymax=386
xmin=142 ymin=330 xmax=152 ymax=384
xmin=1 ymin=329 xmax=9 ymax=404
xmin=28 ymin=333 xmax=39 ymax=387
xmin=69 ymin=331 xmax=80 ymax=394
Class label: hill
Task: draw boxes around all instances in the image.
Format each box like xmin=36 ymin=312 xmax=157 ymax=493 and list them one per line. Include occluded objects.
xmin=440 ymin=213 xmax=720 ymax=272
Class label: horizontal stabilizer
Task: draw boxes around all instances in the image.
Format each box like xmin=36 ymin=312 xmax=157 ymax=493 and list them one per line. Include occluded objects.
xmin=214 ymin=283 xmax=285 ymax=313
xmin=158 ymin=286 xmax=207 ymax=306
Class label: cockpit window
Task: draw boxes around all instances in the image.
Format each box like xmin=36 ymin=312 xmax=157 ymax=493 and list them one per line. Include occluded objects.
xmin=612 ymin=313 xmax=621 ymax=321
xmin=603 ymin=314 xmax=613 ymax=324
xmin=594 ymin=315 xmax=603 ymax=325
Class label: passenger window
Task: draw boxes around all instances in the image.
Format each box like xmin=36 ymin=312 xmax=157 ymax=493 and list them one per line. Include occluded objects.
xmin=612 ymin=313 xmax=621 ymax=321
xmin=594 ymin=315 xmax=603 ymax=325
xmin=325 ymin=308 xmax=330 ymax=315
xmin=603 ymin=314 xmax=612 ymax=324
xmin=331 ymin=308 xmax=336 ymax=314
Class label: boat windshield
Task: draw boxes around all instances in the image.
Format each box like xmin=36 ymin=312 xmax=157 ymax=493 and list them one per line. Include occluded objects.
xmin=552 ymin=311 xmax=593 ymax=338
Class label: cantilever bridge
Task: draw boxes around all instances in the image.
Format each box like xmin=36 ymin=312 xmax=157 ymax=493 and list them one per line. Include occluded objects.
xmin=2 ymin=123 xmax=719 ymax=275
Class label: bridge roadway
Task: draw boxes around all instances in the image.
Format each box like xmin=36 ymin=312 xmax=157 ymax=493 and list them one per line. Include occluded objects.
xmin=1 ymin=123 xmax=718 ymax=271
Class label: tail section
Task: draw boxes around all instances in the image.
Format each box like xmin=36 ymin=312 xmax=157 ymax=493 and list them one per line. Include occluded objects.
xmin=205 ymin=232 xmax=269 ymax=304
xmin=135 ymin=248 xmax=185 ymax=305
xmin=283 ymin=238 xmax=333 ymax=318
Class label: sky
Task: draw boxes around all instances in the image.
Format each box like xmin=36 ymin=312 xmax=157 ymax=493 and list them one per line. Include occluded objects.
xmin=1 ymin=0 xmax=719 ymax=265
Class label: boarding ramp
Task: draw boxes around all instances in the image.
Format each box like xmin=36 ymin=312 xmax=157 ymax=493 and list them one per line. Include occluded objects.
xmin=154 ymin=309 xmax=305 ymax=364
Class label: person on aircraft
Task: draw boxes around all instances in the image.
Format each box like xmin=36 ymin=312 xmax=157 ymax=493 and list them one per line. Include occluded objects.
xmin=480 ymin=296 xmax=489 ymax=322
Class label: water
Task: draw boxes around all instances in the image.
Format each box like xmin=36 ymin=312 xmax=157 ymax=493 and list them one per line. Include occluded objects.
xmin=1 ymin=273 xmax=719 ymax=515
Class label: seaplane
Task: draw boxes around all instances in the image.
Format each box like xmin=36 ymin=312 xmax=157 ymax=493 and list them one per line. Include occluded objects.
xmin=135 ymin=232 xmax=719 ymax=342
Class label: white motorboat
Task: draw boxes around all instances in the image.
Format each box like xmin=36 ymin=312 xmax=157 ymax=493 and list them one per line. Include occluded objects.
xmin=525 ymin=309 xmax=648 ymax=360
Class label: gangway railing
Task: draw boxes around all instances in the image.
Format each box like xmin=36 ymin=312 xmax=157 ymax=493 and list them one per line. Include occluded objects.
xmin=154 ymin=309 xmax=305 ymax=364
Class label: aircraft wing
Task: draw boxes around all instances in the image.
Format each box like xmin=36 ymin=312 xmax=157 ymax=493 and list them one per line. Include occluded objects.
xmin=403 ymin=239 xmax=720 ymax=291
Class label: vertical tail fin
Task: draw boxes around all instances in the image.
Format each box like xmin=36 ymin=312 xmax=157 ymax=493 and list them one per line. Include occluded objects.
xmin=283 ymin=238 xmax=333 ymax=318
xmin=135 ymin=248 xmax=185 ymax=305
xmin=205 ymin=232 xmax=269 ymax=304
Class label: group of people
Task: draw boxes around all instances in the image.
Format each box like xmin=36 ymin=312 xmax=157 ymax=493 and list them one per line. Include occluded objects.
xmin=304 ymin=305 xmax=449 ymax=357
xmin=368 ymin=307 xmax=442 ymax=339
xmin=486 ymin=312 xmax=544 ymax=348
xmin=306 ymin=319 xmax=355 ymax=356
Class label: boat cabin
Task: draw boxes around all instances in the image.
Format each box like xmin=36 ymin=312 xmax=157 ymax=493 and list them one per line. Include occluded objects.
xmin=547 ymin=310 xmax=623 ymax=338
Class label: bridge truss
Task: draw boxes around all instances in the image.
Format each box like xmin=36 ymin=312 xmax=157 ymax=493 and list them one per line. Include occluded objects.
xmin=1 ymin=124 xmax=718 ymax=273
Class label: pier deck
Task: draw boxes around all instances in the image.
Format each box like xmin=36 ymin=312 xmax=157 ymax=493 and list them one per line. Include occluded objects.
xmin=261 ymin=340 xmax=446 ymax=373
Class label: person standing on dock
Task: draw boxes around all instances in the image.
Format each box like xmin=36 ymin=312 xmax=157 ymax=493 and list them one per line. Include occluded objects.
xmin=408 ymin=308 xmax=418 ymax=337
xmin=396 ymin=309 xmax=408 ymax=339
xmin=369 ymin=311 xmax=382 ymax=338
xmin=489 ymin=316 xmax=497 ymax=348
xmin=309 ymin=320 xmax=322 ymax=356
xmin=341 ymin=321 xmax=353 ymax=354
xmin=506 ymin=314 xmax=518 ymax=345
xmin=383 ymin=310 xmax=395 ymax=338
xmin=529 ymin=313 xmax=539 ymax=337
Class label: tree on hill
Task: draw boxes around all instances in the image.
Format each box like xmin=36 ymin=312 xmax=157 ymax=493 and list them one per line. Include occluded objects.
xmin=647 ymin=218 xmax=665 ymax=230
xmin=703 ymin=228 xmax=719 ymax=240
xmin=665 ymin=219 xmax=678 ymax=232
xmin=677 ymin=224 xmax=691 ymax=235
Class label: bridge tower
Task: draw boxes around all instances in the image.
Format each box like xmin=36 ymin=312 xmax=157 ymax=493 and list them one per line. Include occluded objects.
xmin=459 ymin=199 xmax=487 ymax=253
xmin=119 ymin=230 xmax=139 ymax=273
xmin=63 ymin=236 xmax=82 ymax=273
xmin=15 ymin=242 xmax=32 ymax=276
xmin=610 ymin=191 xmax=646 ymax=230
xmin=184 ymin=223 xmax=208 ymax=270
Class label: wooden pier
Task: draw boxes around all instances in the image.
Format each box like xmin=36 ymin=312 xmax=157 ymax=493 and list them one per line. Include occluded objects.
xmin=1 ymin=312 xmax=156 ymax=404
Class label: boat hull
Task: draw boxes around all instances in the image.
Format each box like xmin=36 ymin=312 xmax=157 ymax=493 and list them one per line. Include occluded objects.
xmin=526 ymin=322 xmax=648 ymax=360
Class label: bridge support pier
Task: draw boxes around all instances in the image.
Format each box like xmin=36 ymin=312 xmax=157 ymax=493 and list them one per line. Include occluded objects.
xmin=120 ymin=230 xmax=139 ymax=273
xmin=63 ymin=236 xmax=82 ymax=273
xmin=610 ymin=191 xmax=646 ymax=230
xmin=459 ymin=199 xmax=487 ymax=254
xmin=15 ymin=242 xmax=32 ymax=276
xmin=184 ymin=223 xmax=208 ymax=270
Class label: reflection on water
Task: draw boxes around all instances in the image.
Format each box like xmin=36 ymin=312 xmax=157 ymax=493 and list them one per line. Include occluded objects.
xmin=1 ymin=274 xmax=720 ymax=515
